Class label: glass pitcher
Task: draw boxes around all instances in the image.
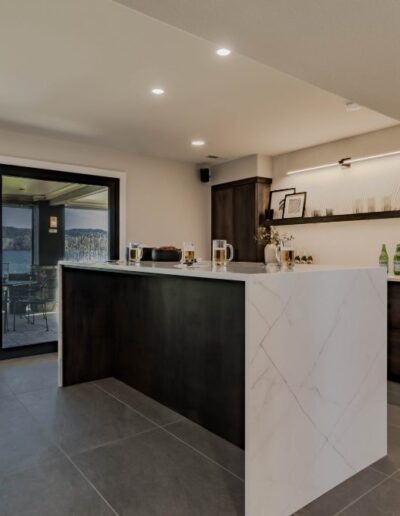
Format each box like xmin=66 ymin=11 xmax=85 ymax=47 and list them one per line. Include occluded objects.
xmin=276 ymin=238 xmax=295 ymax=271
xmin=128 ymin=242 xmax=143 ymax=264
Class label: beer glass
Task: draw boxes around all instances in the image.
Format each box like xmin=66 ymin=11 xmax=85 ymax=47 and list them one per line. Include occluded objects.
xmin=128 ymin=242 xmax=143 ymax=264
xmin=182 ymin=242 xmax=195 ymax=265
xmin=212 ymin=239 xmax=234 ymax=266
xmin=276 ymin=238 xmax=295 ymax=271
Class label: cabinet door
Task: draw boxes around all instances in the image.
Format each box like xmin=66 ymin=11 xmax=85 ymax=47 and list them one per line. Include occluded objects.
xmin=388 ymin=282 xmax=400 ymax=381
xmin=233 ymin=183 xmax=256 ymax=261
xmin=212 ymin=186 xmax=234 ymax=243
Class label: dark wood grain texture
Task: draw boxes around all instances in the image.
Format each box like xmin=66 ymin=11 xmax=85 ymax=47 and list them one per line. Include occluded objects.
xmin=388 ymin=281 xmax=400 ymax=382
xmin=265 ymin=210 xmax=400 ymax=226
xmin=62 ymin=267 xmax=245 ymax=448
xmin=212 ymin=176 xmax=271 ymax=262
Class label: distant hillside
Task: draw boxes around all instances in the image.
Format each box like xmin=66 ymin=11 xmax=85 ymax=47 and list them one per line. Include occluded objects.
xmin=66 ymin=228 xmax=107 ymax=237
xmin=2 ymin=226 xmax=107 ymax=251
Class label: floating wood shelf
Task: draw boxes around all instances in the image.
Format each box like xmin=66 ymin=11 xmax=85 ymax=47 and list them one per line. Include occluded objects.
xmin=264 ymin=210 xmax=400 ymax=226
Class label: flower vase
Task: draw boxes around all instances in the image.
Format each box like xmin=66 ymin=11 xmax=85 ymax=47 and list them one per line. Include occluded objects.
xmin=264 ymin=244 xmax=278 ymax=265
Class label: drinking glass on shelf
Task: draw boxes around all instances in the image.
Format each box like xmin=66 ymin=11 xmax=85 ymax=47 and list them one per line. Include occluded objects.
xmin=353 ymin=199 xmax=363 ymax=214
xmin=383 ymin=196 xmax=392 ymax=211
xmin=128 ymin=242 xmax=143 ymax=264
xmin=367 ymin=198 xmax=375 ymax=213
xmin=182 ymin=242 xmax=195 ymax=265
xmin=212 ymin=239 xmax=234 ymax=266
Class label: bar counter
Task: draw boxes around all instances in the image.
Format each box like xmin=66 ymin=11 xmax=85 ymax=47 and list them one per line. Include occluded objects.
xmin=58 ymin=261 xmax=387 ymax=516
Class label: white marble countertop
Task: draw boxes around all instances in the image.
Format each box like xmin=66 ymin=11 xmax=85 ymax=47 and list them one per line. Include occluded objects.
xmin=59 ymin=260 xmax=383 ymax=282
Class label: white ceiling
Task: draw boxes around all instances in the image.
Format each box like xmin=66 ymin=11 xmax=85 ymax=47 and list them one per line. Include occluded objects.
xmin=0 ymin=0 xmax=397 ymax=164
xmin=2 ymin=176 xmax=108 ymax=208
xmin=115 ymin=0 xmax=400 ymax=122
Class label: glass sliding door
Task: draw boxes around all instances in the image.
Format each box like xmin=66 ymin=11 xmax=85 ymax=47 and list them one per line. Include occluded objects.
xmin=0 ymin=166 xmax=119 ymax=358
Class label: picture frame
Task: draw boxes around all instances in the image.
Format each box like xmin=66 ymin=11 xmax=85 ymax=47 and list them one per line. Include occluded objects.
xmin=268 ymin=188 xmax=296 ymax=219
xmin=283 ymin=192 xmax=307 ymax=219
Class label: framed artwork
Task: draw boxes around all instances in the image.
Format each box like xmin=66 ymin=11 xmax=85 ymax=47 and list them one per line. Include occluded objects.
xmin=49 ymin=216 xmax=58 ymax=229
xmin=268 ymin=188 xmax=296 ymax=219
xmin=283 ymin=192 xmax=307 ymax=219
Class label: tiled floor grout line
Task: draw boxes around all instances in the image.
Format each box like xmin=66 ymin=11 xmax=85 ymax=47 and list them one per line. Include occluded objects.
xmin=14 ymin=392 xmax=121 ymax=516
xmin=333 ymin=467 xmax=400 ymax=516
xmin=93 ymin=381 xmax=245 ymax=482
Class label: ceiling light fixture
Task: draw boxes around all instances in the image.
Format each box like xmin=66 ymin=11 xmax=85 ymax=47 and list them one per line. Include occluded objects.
xmin=287 ymin=150 xmax=400 ymax=176
xmin=345 ymin=101 xmax=361 ymax=112
xmin=151 ymin=88 xmax=165 ymax=95
xmin=191 ymin=140 xmax=205 ymax=146
xmin=216 ymin=47 xmax=231 ymax=57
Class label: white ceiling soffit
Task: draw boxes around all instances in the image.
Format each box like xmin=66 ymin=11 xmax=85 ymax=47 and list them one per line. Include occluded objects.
xmin=115 ymin=0 xmax=400 ymax=122
xmin=0 ymin=0 xmax=396 ymax=164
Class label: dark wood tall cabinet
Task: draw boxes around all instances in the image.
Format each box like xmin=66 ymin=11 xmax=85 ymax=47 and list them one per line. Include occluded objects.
xmin=211 ymin=176 xmax=272 ymax=262
xmin=388 ymin=281 xmax=400 ymax=382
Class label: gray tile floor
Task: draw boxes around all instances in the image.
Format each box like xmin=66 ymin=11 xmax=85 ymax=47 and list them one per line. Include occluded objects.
xmin=0 ymin=354 xmax=399 ymax=515
xmin=2 ymin=312 xmax=58 ymax=348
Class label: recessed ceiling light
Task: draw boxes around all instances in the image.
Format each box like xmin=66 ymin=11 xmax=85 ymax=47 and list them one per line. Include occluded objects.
xmin=216 ymin=48 xmax=231 ymax=57
xmin=345 ymin=101 xmax=361 ymax=112
xmin=191 ymin=140 xmax=205 ymax=146
xmin=151 ymin=88 xmax=165 ymax=96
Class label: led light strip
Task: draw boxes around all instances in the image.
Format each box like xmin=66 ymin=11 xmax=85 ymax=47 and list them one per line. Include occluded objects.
xmin=286 ymin=150 xmax=400 ymax=176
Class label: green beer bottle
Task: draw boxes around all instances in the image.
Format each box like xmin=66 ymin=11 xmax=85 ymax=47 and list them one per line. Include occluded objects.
xmin=394 ymin=244 xmax=400 ymax=276
xmin=379 ymin=244 xmax=389 ymax=273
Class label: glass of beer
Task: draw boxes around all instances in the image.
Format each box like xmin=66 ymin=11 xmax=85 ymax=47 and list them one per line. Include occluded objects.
xmin=212 ymin=239 xmax=234 ymax=266
xmin=276 ymin=238 xmax=295 ymax=271
xmin=128 ymin=242 xmax=143 ymax=264
xmin=182 ymin=242 xmax=195 ymax=265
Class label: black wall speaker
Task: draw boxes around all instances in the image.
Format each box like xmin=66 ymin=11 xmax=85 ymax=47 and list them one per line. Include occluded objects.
xmin=200 ymin=168 xmax=211 ymax=183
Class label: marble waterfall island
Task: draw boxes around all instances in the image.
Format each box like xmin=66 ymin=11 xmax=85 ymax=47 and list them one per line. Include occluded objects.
xmin=58 ymin=262 xmax=387 ymax=516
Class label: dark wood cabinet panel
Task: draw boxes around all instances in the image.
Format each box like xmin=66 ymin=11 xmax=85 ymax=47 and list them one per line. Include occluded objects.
xmin=212 ymin=176 xmax=271 ymax=262
xmin=62 ymin=267 xmax=245 ymax=448
xmin=211 ymin=186 xmax=234 ymax=243
xmin=388 ymin=282 xmax=400 ymax=381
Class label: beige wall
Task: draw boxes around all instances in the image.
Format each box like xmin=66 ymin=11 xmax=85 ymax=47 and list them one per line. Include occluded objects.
xmin=272 ymin=124 xmax=400 ymax=270
xmin=0 ymin=128 xmax=210 ymax=258
xmin=210 ymin=154 xmax=272 ymax=185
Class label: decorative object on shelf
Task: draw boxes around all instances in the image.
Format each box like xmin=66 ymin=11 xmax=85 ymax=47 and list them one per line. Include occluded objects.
xmin=301 ymin=255 xmax=308 ymax=264
xmin=383 ymin=196 xmax=392 ymax=211
xmin=283 ymin=192 xmax=307 ymax=219
xmin=312 ymin=209 xmax=321 ymax=217
xmin=367 ymin=198 xmax=375 ymax=213
xmin=307 ymin=255 xmax=314 ymax=264
xmin=326 ymin=208 xmax=334 ymax=216
xmin=353 ymin=199 xmax=363 ymax=214
xmin=268 ymin=188 xmax=295 ymax=219
xmin=295 ymin=255 xmax=301 ymax=264
xmin=379 ymin=244 xmax=389 ymax=273
xmin=265 ymin=208 xmax=274 ymax=220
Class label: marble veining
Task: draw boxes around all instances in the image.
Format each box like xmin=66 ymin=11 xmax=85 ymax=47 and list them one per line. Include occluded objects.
xmin=245 ymin=268 xmax=387 ymax=516
xmin=59 ymin=262 xmax=387 ymax=516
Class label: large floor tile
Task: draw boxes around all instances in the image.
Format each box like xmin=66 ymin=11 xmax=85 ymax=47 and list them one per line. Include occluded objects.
xmin=388 ymin=381 xmax=400 ymax=407
xmin=389 ymin=403 xmax=400 ymax=428
xmin=370 ymin=425 xmax=400 ymax=475
xmin=338 ymin=477 xmax=400 ymax=515
xmin=294 ymin=467 xmax=386 ymax=516
xmin=73 ymin=428 xmax=244 ymax=516
xmin=0 ymin=457 xmax=115 ymax=516
xmin=95 ymin=377 xmax=183 ymax=426
xmin=0 ymin=374 xmax=13 ymax=399
xmin=166 ymin=418 xmax=244 ymax=478
xmin=0 ymin=356 xmax=58 ymax=393
xmin=18 ymin=382 xmax=156 ymax=454
xmin=0 ymin=396 xmax=63 ymax=478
